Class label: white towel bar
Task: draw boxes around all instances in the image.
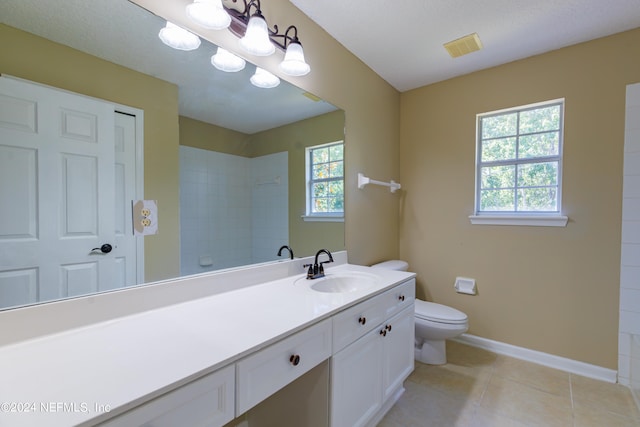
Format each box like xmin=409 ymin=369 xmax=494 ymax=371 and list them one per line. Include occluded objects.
xmin=357 ymin=173 xmax=401 ymax=193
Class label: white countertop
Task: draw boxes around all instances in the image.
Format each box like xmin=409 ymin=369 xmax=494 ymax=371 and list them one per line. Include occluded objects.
xmin=0 ymin=260 xmax=414 ymax=427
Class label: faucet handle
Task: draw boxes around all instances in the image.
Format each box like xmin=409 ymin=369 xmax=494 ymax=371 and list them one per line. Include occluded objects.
xmin=319 ymin=261 xmax=331 ymax=276
xmin=303 ymin=264 xmax=314 ymax=278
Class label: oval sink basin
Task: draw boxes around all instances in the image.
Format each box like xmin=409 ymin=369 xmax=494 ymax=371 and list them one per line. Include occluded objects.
xmin=297 ymin=272 xmax=379 ymax=293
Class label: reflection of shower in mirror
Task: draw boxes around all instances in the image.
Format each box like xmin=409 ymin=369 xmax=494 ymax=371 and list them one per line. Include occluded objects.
xmin=179 ymin=147 xmax=288 ymax=275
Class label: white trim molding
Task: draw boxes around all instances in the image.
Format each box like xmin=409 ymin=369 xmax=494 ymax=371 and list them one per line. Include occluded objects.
xmin=301 ymin=215 xmax=344 ymax=223
xmin=453 ymin=333 xmax=617 ymax=383
xmin=469 ymin=215 xmax=568 ymax=227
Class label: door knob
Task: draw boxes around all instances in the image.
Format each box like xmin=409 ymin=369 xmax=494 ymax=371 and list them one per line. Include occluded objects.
xmin=91 ymin=244 xmax=113 ymax=254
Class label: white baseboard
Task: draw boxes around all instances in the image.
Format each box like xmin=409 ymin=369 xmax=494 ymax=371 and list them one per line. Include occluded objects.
xmin=453 ymin=333 xmax=618 ymax=384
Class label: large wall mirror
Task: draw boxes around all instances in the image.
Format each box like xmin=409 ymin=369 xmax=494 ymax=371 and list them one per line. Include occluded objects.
xmin=0 ymin=0 xmax=345 ymax=311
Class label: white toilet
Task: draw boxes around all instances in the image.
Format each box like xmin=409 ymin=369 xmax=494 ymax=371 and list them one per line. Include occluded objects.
xmin=371 ymin=260 xmax=469 ymax=365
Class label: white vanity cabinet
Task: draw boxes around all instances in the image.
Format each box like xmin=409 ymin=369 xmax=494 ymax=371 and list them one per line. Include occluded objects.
xmin=98 ymin=364 xmax=235 ymax=427
xmin=330 ymin=279 xmax=415 ymax=427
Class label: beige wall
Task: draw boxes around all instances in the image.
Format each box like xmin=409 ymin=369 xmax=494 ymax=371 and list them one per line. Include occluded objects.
xmin=0 ymin=24 xmax=181 ymax=282
xmin=400 ymin=27 xmax=640 ymax=369
xmin=179 ymin=111 xmax=346 ymax=257
xmin=179 ymin=115 xmax=251 ymax=156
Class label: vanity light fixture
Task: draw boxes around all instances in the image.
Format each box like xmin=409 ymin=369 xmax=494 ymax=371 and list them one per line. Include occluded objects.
xmin=186 ymin=0 xmax=231 ymax=30
xmin=211 ymin=47 xmax=246 ymax=72
xmin=160 ymin=0 xmax=311 ymax=84
xmin=158 ymin=21 xmax=201 ymax=51
xmin=278 ymin=26 xmax=310 ymax=76
xmin=250 ymin=67 xmax=280 ymax=88
xmin=238 ymin=2 xmax=274 ymax=56
xmin=226 ymin=0 xmax=311 ymax=75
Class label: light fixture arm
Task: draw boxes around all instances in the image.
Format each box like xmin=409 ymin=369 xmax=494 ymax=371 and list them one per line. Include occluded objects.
xmin=224 ymin=0 xmax=301 ymax=51
xmin=271 ymin=25 xmax=302 ymax=49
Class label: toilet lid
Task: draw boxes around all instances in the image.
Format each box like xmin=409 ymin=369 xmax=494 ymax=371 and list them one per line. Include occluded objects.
xmin=414 ymin=300 xmax=468 ymax=324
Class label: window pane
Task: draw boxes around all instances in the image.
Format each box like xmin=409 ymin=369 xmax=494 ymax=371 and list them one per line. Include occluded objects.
xmin=328 ymin=180 xmax=343 ymax=196
xmin=313 ymin=198 xmax=328 ymax=213
xmin=313 ymin=164 xmax=329 ymax=179
xmin=519 ymin=132 xmax=559 ymax=158
xmin=481 ymin=113 xmax=517 ymax=139
xmin=481 ymin=137 xmax=516 ymax=162
xmin=312 ymin=148 xmax=328 ymax=164
xmin=328 ymin=197 xmax=343 ymax=211
xmin=519 ymin=105 xmax=560 ymax=134
xmin=481 ymin=165 xmax=515 ymax=189
xmin=517 ymin=188 xmax=557 ymax=211
xmin=329 ymin=144 xmax=343 ymax=160
xmin=312 ymin=182 xmax=327 ymax=197
xmin=329 ymin=160 xmax=343 ymax=178
xmin=517 ymin=162 xmax=558 ymax=187
xmin=480 ymin=189 xmax=515 ymax=211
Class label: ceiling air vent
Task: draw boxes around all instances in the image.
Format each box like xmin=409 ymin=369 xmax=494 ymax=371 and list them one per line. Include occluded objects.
xmin=443 ymin=33 xmax=483 ymax=58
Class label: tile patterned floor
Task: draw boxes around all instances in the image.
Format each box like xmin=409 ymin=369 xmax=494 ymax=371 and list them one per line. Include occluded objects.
xmin=378 ymin=341 xmax=640 ymax=427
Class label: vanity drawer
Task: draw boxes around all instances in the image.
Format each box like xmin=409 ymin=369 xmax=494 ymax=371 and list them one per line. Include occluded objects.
xmin=332 ymin=291 xmax=387 ymax=353
xmin=99 ymin=364 xmax=235 ymax=427
xmin=236 ymin=318 xmax=332 ymax=415
xmin=332 ymin=279 xmax=415 ymax=354
xmin=381 ymin=279 xmax=415 ymax=319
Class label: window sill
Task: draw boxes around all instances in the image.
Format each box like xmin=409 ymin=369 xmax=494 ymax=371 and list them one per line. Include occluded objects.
xmin=301 ymin=215 xmax=344 ymax=223
xmin=469 ymin=214 xmax=568 ymax=227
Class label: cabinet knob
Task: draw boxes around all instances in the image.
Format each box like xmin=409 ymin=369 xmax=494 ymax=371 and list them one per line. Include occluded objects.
xmin=289 ymin=354 xmax=301 ymax=366
xmin=386 ymin=324 xmax=392 ymax=332
xmin=379 ymin=329 xmax=387 ymax=337
xmin=358 ymin=316 xmax=366 ymax=325
xmin=398 ymin=295 xmax=405 ymax=301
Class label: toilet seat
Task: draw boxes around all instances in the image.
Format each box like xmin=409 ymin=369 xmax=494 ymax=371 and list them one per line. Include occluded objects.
xmin=415 ymin=300 xmax=468 ymax=325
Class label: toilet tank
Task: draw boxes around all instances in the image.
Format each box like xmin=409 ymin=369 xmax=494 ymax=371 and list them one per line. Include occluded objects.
xmin=371 ymin=260 xmax=409 ymax=271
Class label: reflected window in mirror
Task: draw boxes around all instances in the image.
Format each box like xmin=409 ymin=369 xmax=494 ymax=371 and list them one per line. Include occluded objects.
xmin=304 ymin=141 xmax=344 ymax=222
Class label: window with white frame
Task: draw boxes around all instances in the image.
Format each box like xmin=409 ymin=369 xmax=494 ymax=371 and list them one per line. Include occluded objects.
xmin=304 ymin=141 xmax=344 ymax=221
xmin=472 ymin=99 xmax=567 ymax=226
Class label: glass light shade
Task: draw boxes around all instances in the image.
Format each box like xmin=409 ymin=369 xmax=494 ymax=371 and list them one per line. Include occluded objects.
xmin=239 ymin=15 xmax=275 ymax=56
xmin=279 ymin=42 xmax=310 ymax=76
xmin=186 ymin=0 xmax=231 ymax=30
xmin=211 ymin=48 xmax=246 ymax=72
xmin=250 ymin=67 xmax=280 ymax=88
xmin=158 ymin=21 xmax=201 ymax=51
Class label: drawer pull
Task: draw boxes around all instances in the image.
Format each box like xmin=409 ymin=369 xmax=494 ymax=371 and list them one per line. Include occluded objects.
xmin=398 ymin=295 xmax=405 ymax=301
xmin=289 ymin=354 xmax=301 ymax=366
xmin=358 ymin=316 xmax=366 ymax=325
xmin=386 ymin=324 xmax=392 ymax=332
xmin=379 ymin=329 xmax=387 ymax=337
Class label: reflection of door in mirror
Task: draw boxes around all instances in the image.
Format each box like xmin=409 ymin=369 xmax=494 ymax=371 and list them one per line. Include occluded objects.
xmin=0 ymin=76 xmax=142 ymax=310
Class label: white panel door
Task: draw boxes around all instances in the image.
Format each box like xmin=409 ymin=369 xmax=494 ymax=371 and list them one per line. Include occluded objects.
xmin=0 ymin=76 xmax=135 ymax=309
xmin=110 ymin=112 xmax=138 ymax=291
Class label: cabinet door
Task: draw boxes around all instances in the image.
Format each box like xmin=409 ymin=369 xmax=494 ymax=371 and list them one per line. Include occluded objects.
xmin=330 ymin=328 xmax=383 ymax=427
xmin=382 ymin=306 xmax=415 ymax=401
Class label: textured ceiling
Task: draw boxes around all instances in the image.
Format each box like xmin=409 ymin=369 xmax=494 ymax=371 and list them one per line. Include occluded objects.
xmin=290 ymin=0 xmax=640 ymax=92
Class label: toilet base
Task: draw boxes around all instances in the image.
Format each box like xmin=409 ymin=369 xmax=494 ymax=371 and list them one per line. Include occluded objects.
xmin=415 ymin=339 xmax=447 ymax=365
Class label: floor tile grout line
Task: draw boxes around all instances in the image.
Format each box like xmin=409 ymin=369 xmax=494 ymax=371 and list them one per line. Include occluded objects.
xmin=477 ymin=355 xmax=497 ymax=405
xmin=569 ymin=373 xmax=576 ymax=427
